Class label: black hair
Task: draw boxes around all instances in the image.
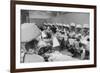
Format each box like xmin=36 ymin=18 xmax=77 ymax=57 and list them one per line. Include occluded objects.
xmin=25 ymin=39 xmax=38 ymax=51
xmin=79 ymin=43 xmax=83 ymax=47
xmin=39 ymin=26 xmax=44 ymax=31
xmin=46 ymin=32 xmax=51 ymax=39
xmin=76 ymin=38 xmax=80 ymax=42
xmin=50 ymin=25 xmax=57 ymax=34
xmin=87 ymin=38 xmax=90 ymax=41
xmin=38 ymin=46 xmax=52 ymax=55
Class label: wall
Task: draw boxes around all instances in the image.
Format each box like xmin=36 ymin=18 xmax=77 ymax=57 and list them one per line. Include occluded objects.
xmin=52 ymin=13 xmax=89 ymax=25
xmin=0 ymin=0 xmax=100 ymax=73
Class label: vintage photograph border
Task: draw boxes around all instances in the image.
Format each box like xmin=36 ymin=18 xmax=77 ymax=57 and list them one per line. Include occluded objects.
xmin=10 ymin=0 xmax=97 ymax=73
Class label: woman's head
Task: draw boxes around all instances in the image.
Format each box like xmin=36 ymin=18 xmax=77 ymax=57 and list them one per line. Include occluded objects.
xmin=39 ymin=26 xmax=44 ymax=31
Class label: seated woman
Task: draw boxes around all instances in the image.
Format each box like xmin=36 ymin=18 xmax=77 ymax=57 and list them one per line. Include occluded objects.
xmin=23 ymin=39 xmax=45 ymax=63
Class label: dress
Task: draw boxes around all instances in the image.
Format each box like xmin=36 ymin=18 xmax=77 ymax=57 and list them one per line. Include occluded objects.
xmin=24 ymin=54 xmax=44 ymax=63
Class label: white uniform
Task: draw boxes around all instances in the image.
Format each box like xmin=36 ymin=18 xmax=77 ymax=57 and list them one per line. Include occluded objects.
xmin=69 ymin=31 xmax=75 ymax=38
xmin=37 ymin=40 xmax=47 ymax=48
xmin=41 ymin=31 xmax=47 ymax=38
xmin=52 ymin=36 xmax=60 ymax=47
xmin=81 ymin=35 xmax=90 ymax=50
